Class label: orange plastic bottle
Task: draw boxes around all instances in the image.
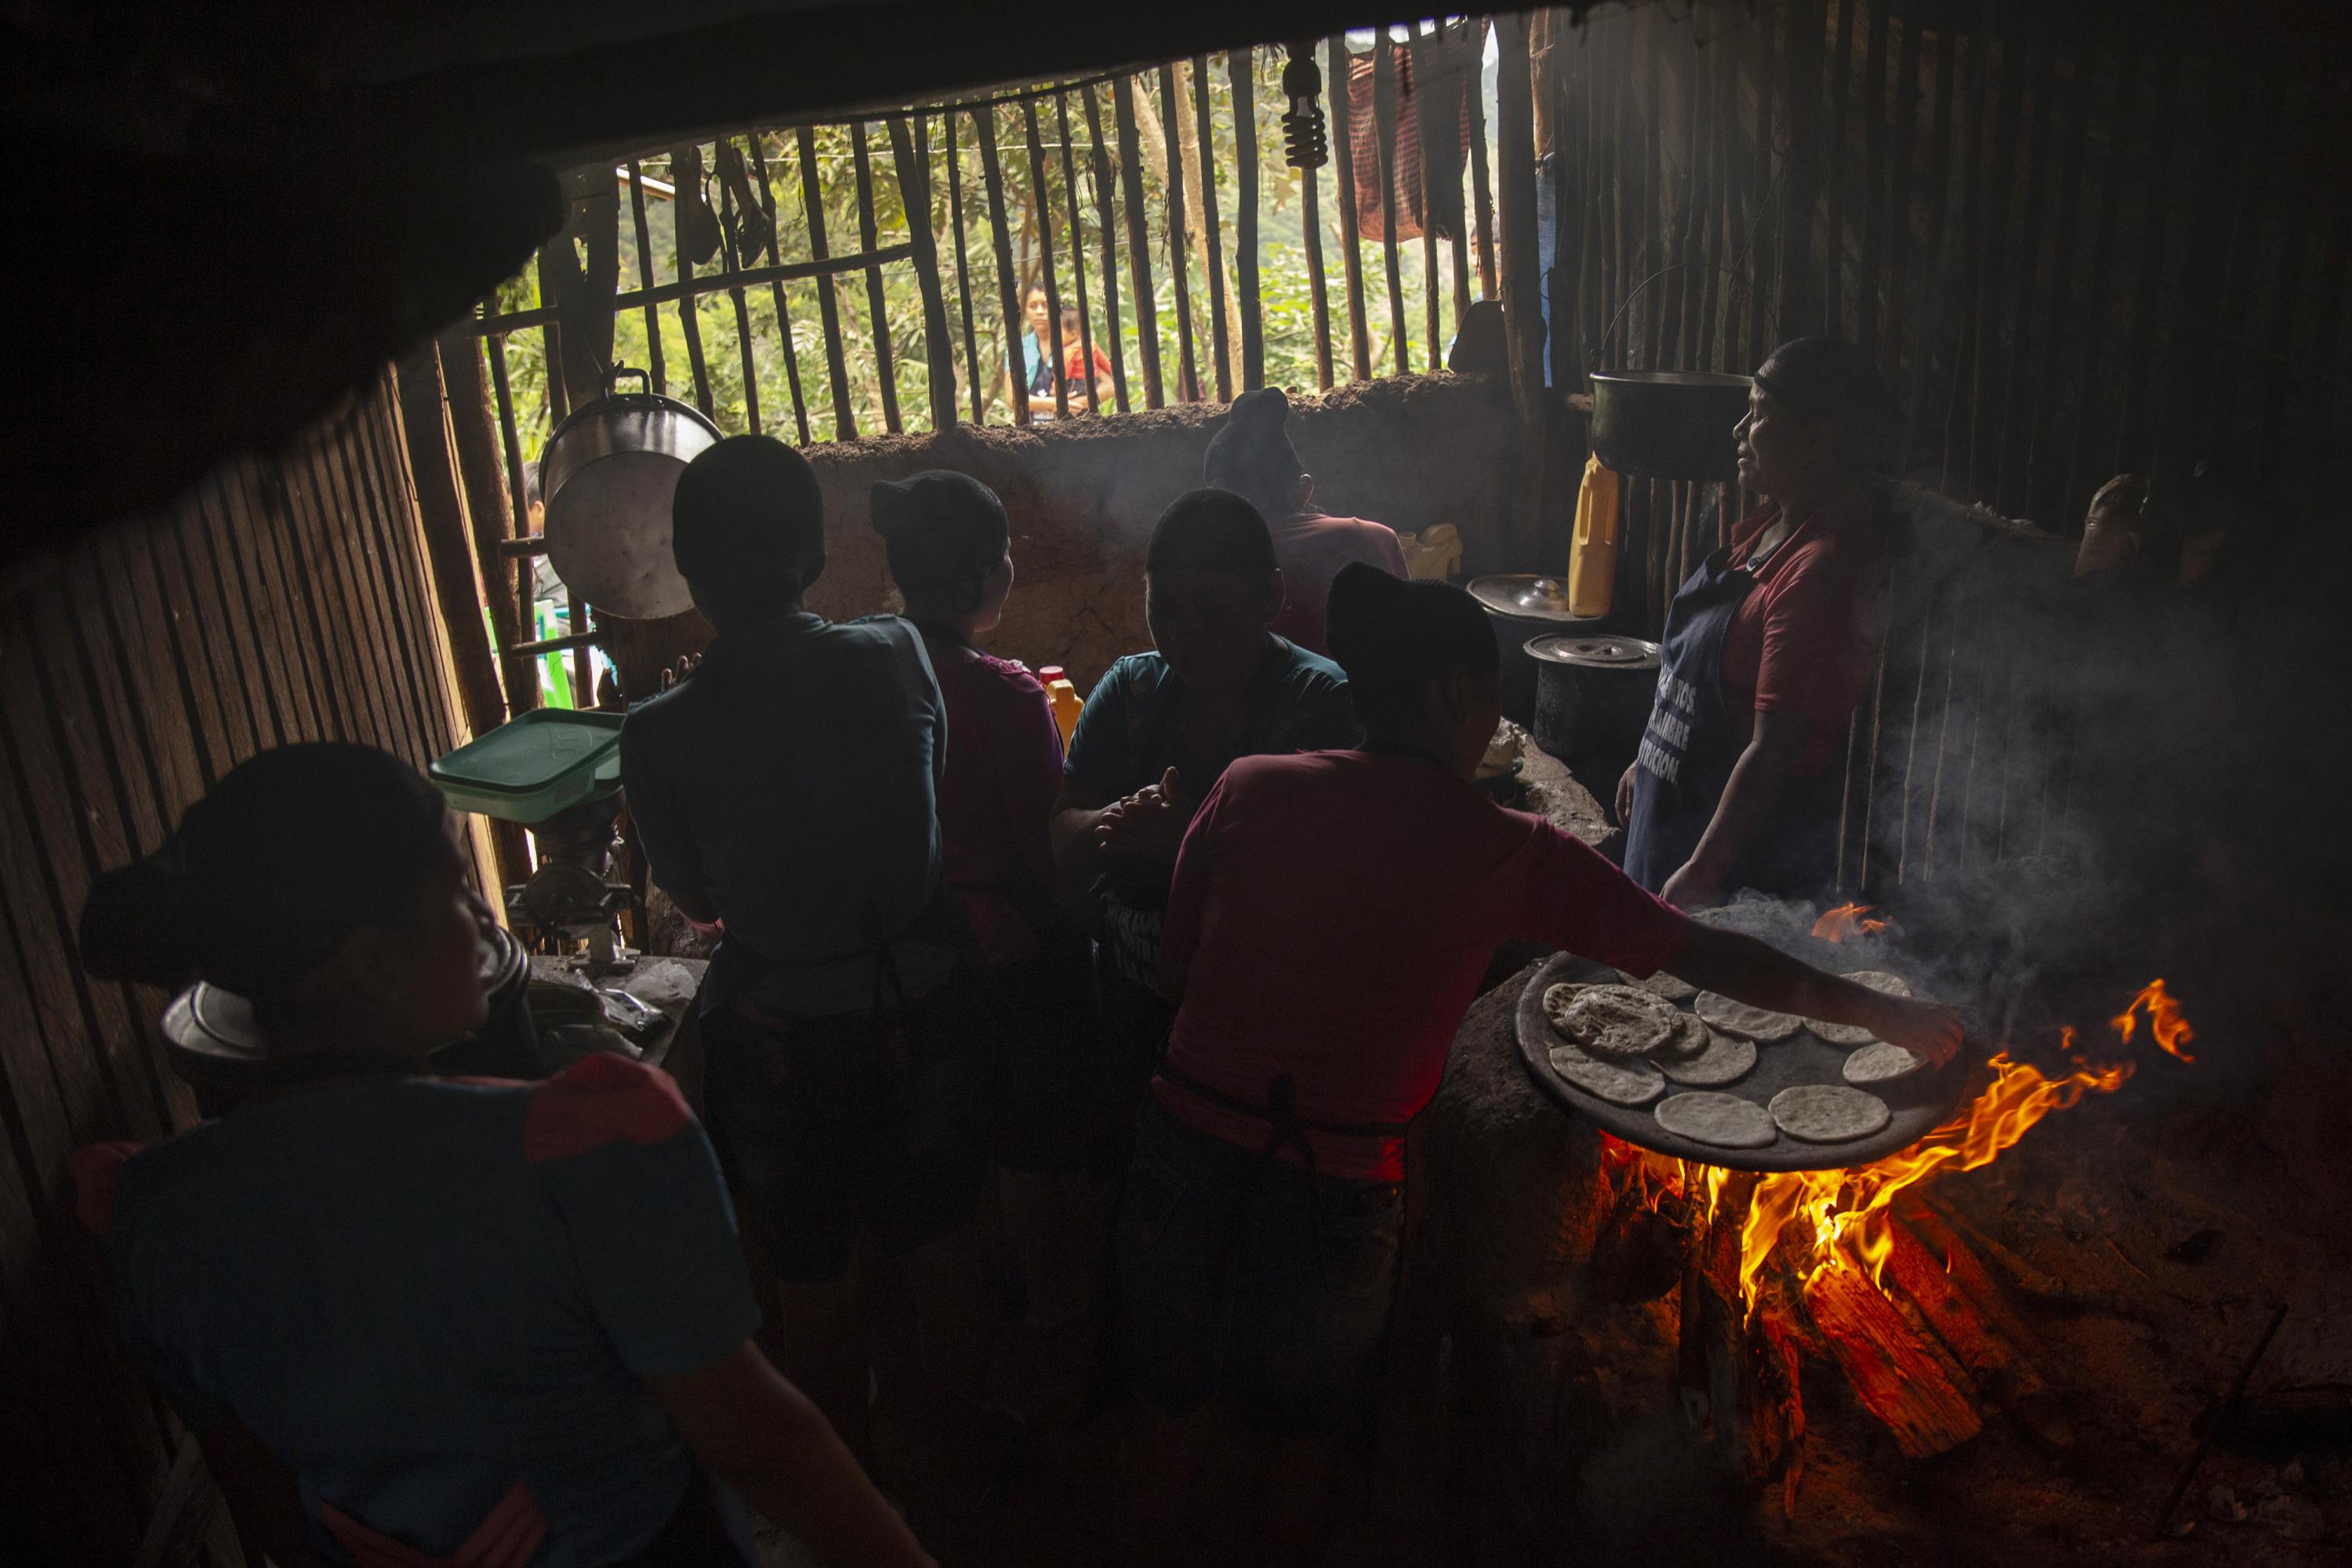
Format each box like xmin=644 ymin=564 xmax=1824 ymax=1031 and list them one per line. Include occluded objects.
xmin=1037 ymin=666 xmax=1083 ymax=746
xmin=1567 ymin=453 xmax=1621 ymax=619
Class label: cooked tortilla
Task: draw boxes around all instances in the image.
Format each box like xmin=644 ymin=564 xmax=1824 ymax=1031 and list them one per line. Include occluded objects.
xmin=1655 ymin=1024 xmax=1758 ymax=1087
xmin=1842 ymin=1041 xmax=1927 ymax=1084
xmin=1618 ymin=967 xmax=1699 ymax=1003
xmin=1547 ymin=1044 xmax=1665 ymax=1106
xmin=1653 ymin=1091 xmax=1777 ymax=1149
xmin=1769 ymin=1083 xmax=1893 ymax=1142
xmin=1556 ymin=985 xmax=1680 ymax=1058
xmin=1845 ymin=970 xmax=1915 ymax=997
xmin=1813 ymin=971 xmax=1916 ymax=1043
xmin=1693 ymin=992 xmax=1805 ymax=1042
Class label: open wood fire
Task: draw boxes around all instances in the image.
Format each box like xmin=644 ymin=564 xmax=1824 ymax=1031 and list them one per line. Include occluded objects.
xmin=1589 ymin=904 xmax=2199 ymax=1497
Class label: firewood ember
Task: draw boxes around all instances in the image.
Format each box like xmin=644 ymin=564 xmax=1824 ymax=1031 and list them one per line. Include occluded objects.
xmin=1799 ymin=1258 xmax=1985 ymax=1457
xmin=1880 ymin=1216 xmax=2075 ymax=1450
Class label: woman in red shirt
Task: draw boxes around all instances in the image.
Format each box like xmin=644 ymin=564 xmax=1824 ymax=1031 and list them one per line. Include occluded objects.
xmin=1202 ymin=387 xmax=1409 ymax=654
xmin=1114 ymin=565 xmax=1961 ymax=1563
xmin=1618 ymin=337 xmax=1897 ymax=908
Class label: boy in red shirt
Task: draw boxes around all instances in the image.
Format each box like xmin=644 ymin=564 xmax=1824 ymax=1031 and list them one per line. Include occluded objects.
xmin=1113 ymin=565 xmax=1960 ymax=1563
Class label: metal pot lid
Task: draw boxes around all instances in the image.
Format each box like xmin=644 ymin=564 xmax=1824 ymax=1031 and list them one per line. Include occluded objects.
xmin=164 ymin=925 xmax=528 ymax=1065
xmin=1524 ymin=633 xmax=1661 ymax=670
xmin=1468 ymin=575 xmax=1599 ymax=623
xmin=543 ymin=449 xmax=700 ymax=620
xmin=1588 ymin=369 xmax=1754 ymax=389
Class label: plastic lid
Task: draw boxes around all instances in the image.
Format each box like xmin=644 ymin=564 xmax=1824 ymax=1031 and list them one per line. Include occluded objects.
xmin=430 ymin=710 xmax=622 ymax=797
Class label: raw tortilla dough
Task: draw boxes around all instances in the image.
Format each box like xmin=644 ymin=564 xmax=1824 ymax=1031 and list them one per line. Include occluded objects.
xmin=1547 ymin=1044 xmax=1665 ymax=1106
xmin=1555 ymin=985 xmax=1680 ymax=1058
xmin=1618 ymin=967 xmax=1699 ymax=1003
xmin=1769 ymin=1083 xmax=1893 ymax=1142
xmin=1842 ymin=1041 xmax=1927 ymax=1084
xmin=1653 ymin=1091 xmax=1777 ymax=1149
xmin=1813 ymin=971 xmax=1917 ymax=1044
xmin=1694 ymin=992 xmax=1804 ymax=1042
xmin=1655 ymin=1024 xmax=1758 ymax=1087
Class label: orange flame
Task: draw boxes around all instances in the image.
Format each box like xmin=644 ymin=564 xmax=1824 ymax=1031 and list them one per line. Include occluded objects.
xmin=2111 ymin=978 xmax=2194 ymax=1062
xmin=1602 ymin=980 xmax=2192 ymax=1316
xmin=1811 ymin=903 xmax=1889 ymax=943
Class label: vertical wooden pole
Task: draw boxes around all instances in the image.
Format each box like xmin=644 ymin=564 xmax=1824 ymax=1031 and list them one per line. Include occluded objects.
xmin=716 ymin=148 xmax=764 ymax=435
xmin=1882 ymin=0 xmax=1928 ymax=389
xmin=1413 ymin=26 xmax=1444 ymax=368
xmin=890 ymin=114 xmax=961 ymax=434
xmin=1854 ymin=0 xmax=1893 ymax=359
xmin=849 ymin=122 xmax=902 ymax=434
xmin=1019 ymin=97 xmax=1069 ymax=419
xmin=2058 ymin=42 xmax=2151 ymax=520
xmin=745 ymin=132 xmax=814 ymax=444
xmin=1449 ymin=19 xmax=1478 ymax=324
xmin=481 ymin=327 xmax=541 ymax=714
xmin=1371 ymin=37 xmax=1413 ymax=375
xmin=1160 ymin=64 xmax=1203 ymax=401
xmin=795 ymin=125 xmax=858 ymax=440
xmin=1304 ymin=119 xmax=1334 ymax=390
xmin=394 ymin=341 xmax=508 ymax=741
xmin=623 ymin=160 xmax=667 ymax=392
xmin=441 ymin=325 xmax=525 ymax=714
xmin=1824 ymin=0 xmax=1857 ymax=339
xmin=943 ymin=112 xmax=988 ymax=424
xmin=1191 ymin=58 xmax=1234 ymax=400
xmin=1229 ymin=48 xmax=1265 ymax=391
xmin=1330 ymin=35 xmax=1372 ymax=379
xmin=1055 ymin=94 xmax=1102 ymax=413
xmin=973 ymin=104 xmax=1030 ymax=425
xmin=667 ymin=146 xmax=717 ymax=416
xmin=1496 ymin=14 xmax=1547 ymax=554
xmin=1081 ymin=84 xmax=1134 ymax=413
xmin=1114 ymin=78 xmax=1166 ymax=408
xmin=1458 ymin=20 xmax=1496 ymax=300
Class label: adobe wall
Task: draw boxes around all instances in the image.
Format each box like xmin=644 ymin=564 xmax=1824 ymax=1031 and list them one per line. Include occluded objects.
xmin=797 ymin=372 xmax=1519 ymax=690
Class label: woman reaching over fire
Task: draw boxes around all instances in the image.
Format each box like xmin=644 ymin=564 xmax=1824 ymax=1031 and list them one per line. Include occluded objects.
xmin=1114 ymin=564 xmax=1961 ymax=1566
xmin=1618 ymin=336 xmax=1899 ymax=909
xmin=70 ymin=744 xmax=932 ymax=1568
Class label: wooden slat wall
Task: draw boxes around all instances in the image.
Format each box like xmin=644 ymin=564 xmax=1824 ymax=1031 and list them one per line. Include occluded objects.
xmin=0 ymin=371 xmax=477 ymax=1563
xmin=1539 ymin=1 xmax=2351 ymax=902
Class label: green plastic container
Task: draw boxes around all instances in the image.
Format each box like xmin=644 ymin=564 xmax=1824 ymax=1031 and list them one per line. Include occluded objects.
xmin=429 ymin=710 xmax=625 ymax=823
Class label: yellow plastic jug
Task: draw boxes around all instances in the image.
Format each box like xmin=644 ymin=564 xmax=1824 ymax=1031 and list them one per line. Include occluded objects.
xmin=1567 ymin=455 xmax=1621 ymax=619
xmin=1037 ymin=666 xmax=1083 ymax=746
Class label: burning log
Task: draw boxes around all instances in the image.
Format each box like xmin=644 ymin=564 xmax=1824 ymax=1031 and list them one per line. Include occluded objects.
xmin=1799 ymin=1254 xmax=1984 ymax=1458
xmin=1880 ymin=1213 xmax=2074 ymax=1450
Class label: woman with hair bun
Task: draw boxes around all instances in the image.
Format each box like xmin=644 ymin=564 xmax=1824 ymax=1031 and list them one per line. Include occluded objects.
xmin=1619 ymin=336 xmax=1900 ymax=908
xmin=869 ymin=471 xmax=1097 ymax=1339
xmin=1201 ymin=387 xmax=1407 ymax=654
xmin=1112 ymin=565 xmax=1960 ymax=1563
xmin=71 ymin=743 xmax=932 ymax=1568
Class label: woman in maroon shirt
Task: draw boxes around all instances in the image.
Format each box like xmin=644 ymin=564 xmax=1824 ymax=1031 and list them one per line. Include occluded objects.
xmin=870 ymin=472 xmax=1097 ymax=1339
xmin=1113 ymin=565 xmax=1962 ymax=1563
xmin=1619 ymin=337 xmax=1897 ymax=908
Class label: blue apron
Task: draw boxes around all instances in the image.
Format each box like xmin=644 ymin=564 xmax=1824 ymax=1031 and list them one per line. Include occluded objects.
xmin=1623 ymin=529 xmax=1842 ymax=899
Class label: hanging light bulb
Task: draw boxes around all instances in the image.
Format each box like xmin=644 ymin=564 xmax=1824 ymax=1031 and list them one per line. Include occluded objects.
xmin=1281 ymin=43 xmax=1328 ymax=170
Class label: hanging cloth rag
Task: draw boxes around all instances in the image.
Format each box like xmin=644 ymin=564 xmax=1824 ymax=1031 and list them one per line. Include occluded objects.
xmin=1346 ymin=26 xmax=1476 ymax=245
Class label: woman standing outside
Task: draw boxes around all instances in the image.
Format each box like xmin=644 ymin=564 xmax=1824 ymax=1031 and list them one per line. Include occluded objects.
xmin=72 ymin=744 xmax=930 ymax=1568
xmin=1202 ymin=387 xmax=1408 ymax=655
xmin=1618 ymin=337 xmax=1898 ymax=908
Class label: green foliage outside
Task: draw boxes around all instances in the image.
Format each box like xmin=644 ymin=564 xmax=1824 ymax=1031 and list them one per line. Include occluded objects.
xmin=483 ymin=45 xmax=1492 ymax=464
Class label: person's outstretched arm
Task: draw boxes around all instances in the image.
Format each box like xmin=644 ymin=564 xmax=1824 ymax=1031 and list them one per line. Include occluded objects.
xmin=650 ymin=1341 xmax=935 ymax=1568
xmin=1662 ymin=922 xmax=1964 ymax=1064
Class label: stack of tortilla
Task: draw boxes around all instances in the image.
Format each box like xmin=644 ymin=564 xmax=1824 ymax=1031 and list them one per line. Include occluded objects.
xmin=1536 ymin=964 xmax=1939 ymax=1156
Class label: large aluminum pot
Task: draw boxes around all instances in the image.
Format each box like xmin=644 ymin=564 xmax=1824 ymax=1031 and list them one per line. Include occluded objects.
xmin=1588 ymin=370 xmax=1752 ymax=481
xmin=539 ymin=365 xmax=721 ymax=619
xmin=1527 ymin=633 xmax=1661 ymax=776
